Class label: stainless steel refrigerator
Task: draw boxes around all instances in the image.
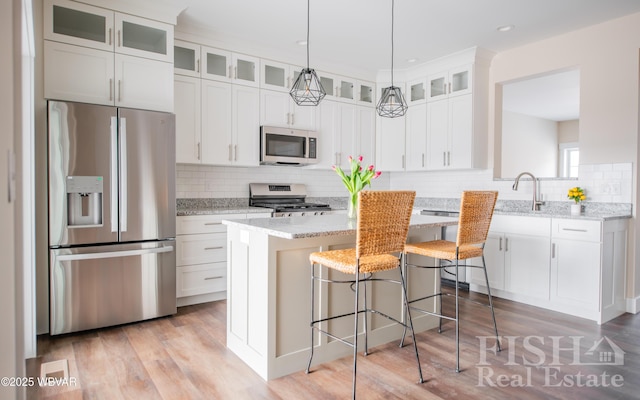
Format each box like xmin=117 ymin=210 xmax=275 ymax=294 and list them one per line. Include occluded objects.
xmin=47 ymin=100 xmax=177 ymax=335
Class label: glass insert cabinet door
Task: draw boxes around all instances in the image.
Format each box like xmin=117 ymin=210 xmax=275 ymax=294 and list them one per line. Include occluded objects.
xmin=115 ymin=14 xmax=173 ymax=62
xmin=174 ymin=40 xmax=200 ymax=78
xmin=428 ymin=65 xmax=472 ymax=101
xmin=44 ymin=0 xmax=114 ymax=52
xmin=45 ymin=0 xmax=173 ymax=63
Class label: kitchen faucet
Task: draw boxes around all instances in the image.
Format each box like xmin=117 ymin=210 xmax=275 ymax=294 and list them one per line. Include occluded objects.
xmin=512 ymin=171 xmax=544 ymax=211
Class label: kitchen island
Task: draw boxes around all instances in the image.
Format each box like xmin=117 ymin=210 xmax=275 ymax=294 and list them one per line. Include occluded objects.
xmin=222 ymin=213 xmax=458 ymax=380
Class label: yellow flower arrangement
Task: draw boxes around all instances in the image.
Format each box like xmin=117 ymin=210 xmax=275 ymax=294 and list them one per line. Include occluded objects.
xmin=567 ymin=187 xmax=586 ymax=204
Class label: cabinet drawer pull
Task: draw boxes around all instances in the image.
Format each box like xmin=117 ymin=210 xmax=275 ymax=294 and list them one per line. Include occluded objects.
xmin=118 ymin=80 xmax=122 ymax=102
xmin=117 ymin=30 xmax=121 ymax=47
xmin=505 ymin=238 xmax=509 ymax=252
xmin=228 ymin=144 xmax=232 ymax=161
xmin=552 ymin=243 xmax=556 ymax=258
xmin=204 ymin=222 xmax=221 ymax=226
xmin=561 ymin=228 xmax=588 ymax=232
xmin=204 ymin=246 xmax=224 ymax=251
xmin=108 ymin=28 xmax=112 ymax=46
xmin=204 ymin=276 xmax=223 ymax=280
xmin=499 ymin=237 xmax=502 ymax=251
xmin=109 ymin=78 xmax=113 ymax=101
xmin=197 ymin=59 xmax=200 ymax=73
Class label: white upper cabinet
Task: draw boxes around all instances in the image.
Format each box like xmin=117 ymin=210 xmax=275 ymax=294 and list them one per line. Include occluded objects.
xmin=356 ymin=81 xmax=375 ymax=107
xmin=317 ymin=72 xmax=374 ymax=106
xmin=174 ymin=40 xmax=201 ymax=77
xmin=407 ymin=78 xmax=427 ymax=106
xmin=174 ymin=75 xmax=201 ymax=164
xmin=426 ymin=94 xmax=473 ymax=170
xmin=427 ymin=64 xmax=472 ymax=101
xmin=115 ymin=53 xmax=174 ymax=110
xmin=44 ymin=0 xmax=114 ymax=51
xmin=45 ymin=0 xmax=173 ymax=62
xmin=260 ymin=89 xmax=317 ymax=130
xmin=260 ymin=60 xmax=303 ymax=92
xmin=44 ymin=0 xmax=174 ymax=111
xmin=44 ymin=41 xmax=114 ymax=106
xmin=405 ymin=103 xmax=427 ymax=170
xmin=201 ymin=46 xmax=259 ymax=87
xmin=114 ymin=13 xmax=173 ymax=62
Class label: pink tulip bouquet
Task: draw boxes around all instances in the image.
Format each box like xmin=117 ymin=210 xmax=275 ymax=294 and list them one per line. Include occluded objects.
xmin=333 ymin=155 xmax=382 ymax=218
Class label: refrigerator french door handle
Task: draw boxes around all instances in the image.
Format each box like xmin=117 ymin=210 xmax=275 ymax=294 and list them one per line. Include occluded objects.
xmin=110 ymin=117 xmax=118 ymax=233
xmin=120 ymin=117 xmax=128 ymax=233
xmin=55 ymin=245 xmax=174 ymax=262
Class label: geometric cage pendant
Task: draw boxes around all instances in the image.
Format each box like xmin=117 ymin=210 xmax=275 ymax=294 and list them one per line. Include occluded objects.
xmin=290 ymin=68 xmax=326 ymax=106
xmin=376 ymin=85 xmax=408 ymax=118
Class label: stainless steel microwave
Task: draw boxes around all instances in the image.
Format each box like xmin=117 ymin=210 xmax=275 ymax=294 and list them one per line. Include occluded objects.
xmin=260 ymin=126 xmax=318 ymax=165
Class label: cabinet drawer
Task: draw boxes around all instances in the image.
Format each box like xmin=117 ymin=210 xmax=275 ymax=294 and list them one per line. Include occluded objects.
xmin=490 ymin=215 xmax=550 ymax=236
xmin=176 ymin=233 xmax=226 ymax=266
xmin=177 ymin=214 xmax=245 ymax=235
xmin=552 ymin=219 xmax=601 ymax=242
xmin=177 ymin=263 xmax=226 ymax=298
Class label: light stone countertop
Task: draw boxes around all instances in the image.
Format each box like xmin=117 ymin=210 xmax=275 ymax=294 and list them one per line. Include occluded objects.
xmin=222 ymin=213 xmax=458 ymax=240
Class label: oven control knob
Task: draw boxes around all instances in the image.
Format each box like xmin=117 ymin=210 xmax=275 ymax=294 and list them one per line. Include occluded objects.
xmin=318 ymin=211 xmax=324 ymax=215
xmin=287 ymin=213 xmax=293 ymax=217
xmin=301 ymin=212 xmax=306 ymax=216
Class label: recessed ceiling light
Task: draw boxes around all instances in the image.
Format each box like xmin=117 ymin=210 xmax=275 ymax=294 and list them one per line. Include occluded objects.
xmin=497 ymin=24 xmax=515 ymax=32
xmin=407 ymin=58 xmax=418 ymax=63
xmin=296 ymin=40 xmax=307 ymax=46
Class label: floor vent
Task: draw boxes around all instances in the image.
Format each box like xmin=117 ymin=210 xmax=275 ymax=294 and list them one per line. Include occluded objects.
xmin=40 ymin=359 xmax=69 ymax=380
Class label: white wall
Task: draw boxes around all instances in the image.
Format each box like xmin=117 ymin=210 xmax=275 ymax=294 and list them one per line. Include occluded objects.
xmin=558 ymin=119 xmax=579 ymax=143
xmin=501 ymin=111 xmax=557 ymax=178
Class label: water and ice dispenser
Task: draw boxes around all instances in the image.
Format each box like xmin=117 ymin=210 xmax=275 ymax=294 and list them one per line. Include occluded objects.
xmin=66 ymin=176 xmax=103 ymax=227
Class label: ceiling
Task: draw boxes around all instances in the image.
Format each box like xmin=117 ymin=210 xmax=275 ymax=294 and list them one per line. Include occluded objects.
xmin=172 ymin=0 xmax=640 ymax=75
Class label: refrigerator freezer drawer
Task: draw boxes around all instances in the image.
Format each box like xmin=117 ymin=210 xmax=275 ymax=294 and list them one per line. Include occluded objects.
xmin=49 ymin=240 xmax=176 ymax=335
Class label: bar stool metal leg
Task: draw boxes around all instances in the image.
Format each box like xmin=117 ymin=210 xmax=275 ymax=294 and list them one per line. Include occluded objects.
xmin=306 ymin=262 xmax=316 ymax=374
xmin=455 ymin=255 xmax=460 ymax=372
xmin=481 ymin=254 xmax=501 ymax=352
xmin=399 ymin=257 xmax=425 ymax=384
xmin=352 ymin=264 xmax=361 ymax=400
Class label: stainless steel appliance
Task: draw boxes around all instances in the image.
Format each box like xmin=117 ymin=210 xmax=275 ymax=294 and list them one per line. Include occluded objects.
xmin=249 ymin=183 xmax=331 ymax=217
xmin=420 ymin=209 xmax=469 ymax=291
xmin=47 ymin=100 xmax=177 ymax=335
xmin=260 ymin=125 xmax=318 ymax=165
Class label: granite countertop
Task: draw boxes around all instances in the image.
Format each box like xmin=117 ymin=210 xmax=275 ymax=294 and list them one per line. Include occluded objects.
xmin=177 ymin=198 xmax=632 ymax=221
xmin=222 ymin=214 xmax=458 ymax=240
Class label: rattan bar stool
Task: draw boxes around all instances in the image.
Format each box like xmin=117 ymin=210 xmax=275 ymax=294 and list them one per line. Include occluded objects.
xmin=307 ymin=190 xmax=423 ymax=399
xmin=402 ymin=191 xmax=501 ymax=373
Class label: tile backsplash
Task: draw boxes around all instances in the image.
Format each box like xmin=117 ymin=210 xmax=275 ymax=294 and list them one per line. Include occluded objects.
xmin=177 ymin=162 xmax=632 ymax=205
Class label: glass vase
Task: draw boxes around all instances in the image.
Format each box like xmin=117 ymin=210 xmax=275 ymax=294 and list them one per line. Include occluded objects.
xmin=347 ymin=191 xmax=359 ymax=219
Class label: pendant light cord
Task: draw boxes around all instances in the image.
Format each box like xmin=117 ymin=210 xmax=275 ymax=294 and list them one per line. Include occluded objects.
xmin=390 ymin=0 xmax=395 ymax=86
xmin=306 ymin=0 xmax=310 ymax=69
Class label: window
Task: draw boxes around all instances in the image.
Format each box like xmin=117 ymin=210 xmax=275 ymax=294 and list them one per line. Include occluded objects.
xmin=559 ymin=142 xmax=579 ymax=178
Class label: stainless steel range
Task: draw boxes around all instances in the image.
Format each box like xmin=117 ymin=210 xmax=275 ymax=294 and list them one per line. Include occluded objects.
xmin=249 ymin=183 xmax=332 ymax=217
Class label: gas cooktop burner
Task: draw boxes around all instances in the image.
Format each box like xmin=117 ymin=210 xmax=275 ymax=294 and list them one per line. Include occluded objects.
xmin=252 ymin=202 xmax=330 ymax=211
xmin=249 ymin=183 xmax=333 ymax=217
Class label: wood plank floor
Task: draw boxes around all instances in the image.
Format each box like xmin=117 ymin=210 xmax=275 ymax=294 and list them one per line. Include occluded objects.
xmin=26 ymin=290 xmax=640 ymax=399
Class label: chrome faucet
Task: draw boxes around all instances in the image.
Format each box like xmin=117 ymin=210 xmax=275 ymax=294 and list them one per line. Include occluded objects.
xmin=512 ymin=172 xmax=544 ymax=211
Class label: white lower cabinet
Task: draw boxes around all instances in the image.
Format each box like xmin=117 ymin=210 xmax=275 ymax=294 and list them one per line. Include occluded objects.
xmin=471 ymin=215 xmax=550 ymax=300
xmin=550 ymin=218 xmax=627 ymax=323
xmin=176 ymin=213 xmax=270 ymax=306
xmin=470 ymin=215 xmax=628 ymax=324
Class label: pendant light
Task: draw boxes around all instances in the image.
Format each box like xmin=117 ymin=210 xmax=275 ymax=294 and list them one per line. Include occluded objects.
xmin=376 ymin=0 xmax=408 ymax=118
xmin=290 ymin=0 xmax=326 ymax=106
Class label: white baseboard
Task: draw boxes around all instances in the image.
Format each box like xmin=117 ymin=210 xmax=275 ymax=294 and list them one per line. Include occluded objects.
xmin=626 ymin=296 xmax=640 ymax=314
